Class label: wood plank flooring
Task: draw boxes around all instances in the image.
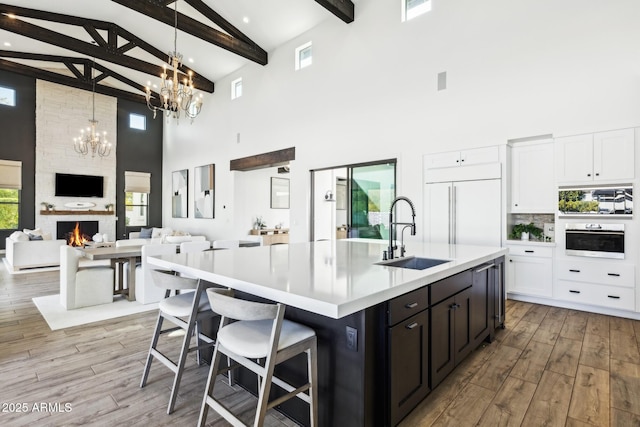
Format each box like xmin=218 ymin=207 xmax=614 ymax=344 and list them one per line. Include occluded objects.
xmin=401 ymin=297 xmax=640 ymax=427
xmin=4 ymin=265 xmax=640 ymax=426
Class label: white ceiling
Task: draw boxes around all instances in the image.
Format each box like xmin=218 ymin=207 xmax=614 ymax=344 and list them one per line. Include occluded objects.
xmin=0 ymin=0 xmax=338 ymax=95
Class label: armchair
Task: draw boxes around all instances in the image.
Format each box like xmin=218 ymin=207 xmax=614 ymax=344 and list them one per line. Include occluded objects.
xmin=60 ymin=246 xmax=114 ymax=309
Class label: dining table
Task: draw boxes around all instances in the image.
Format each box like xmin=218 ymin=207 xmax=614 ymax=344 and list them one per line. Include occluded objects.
xmin=78 ymin=245 xmax=142 ymax=301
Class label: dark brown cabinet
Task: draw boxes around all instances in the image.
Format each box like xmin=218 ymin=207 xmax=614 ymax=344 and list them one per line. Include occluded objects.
xmin=470 ymin=263 xmax=493 ymax=347
xmin=387 ymin=309 xmax=429 ymax=426
xmin=430 ymin=286 xmax=472 ymax=388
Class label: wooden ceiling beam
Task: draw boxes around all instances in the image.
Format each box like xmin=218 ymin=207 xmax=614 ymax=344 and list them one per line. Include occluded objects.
xmin=315 ymin=0 xmax=354 ymax=24
xmin=110 ymin=0 xmax=268 ymax=66
xmin=0 ymin=58 xmax=151 ymax=105
xmin=0 ymin=4 xmax=214 ymax=92
xmin=230 ymin=148 xmax=296 ymax=172
xmin=0 ymin=51 xmax=163 ymax=106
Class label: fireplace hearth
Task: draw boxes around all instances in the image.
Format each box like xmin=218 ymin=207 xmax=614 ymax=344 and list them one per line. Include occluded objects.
xmin=57 ymin=221 xmax=98 ymax=246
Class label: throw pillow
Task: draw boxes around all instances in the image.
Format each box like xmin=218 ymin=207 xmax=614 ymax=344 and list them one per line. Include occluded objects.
xmin=9 ymin=231 xmax=29 ymax=242
xmin=41 ymin=232 xmax=53 ymax=241
xmin=151 ymin=227 xmax=164 ymax=238
xmin=23 ymin=228 xmax=42 ymax=236
xmin=139 ymin=227 xmax=153 ymax=239
xmin=28 ymin=233 xmax=44 ymax=241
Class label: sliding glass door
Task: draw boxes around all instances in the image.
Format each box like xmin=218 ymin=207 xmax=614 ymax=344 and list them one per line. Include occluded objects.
xmin=311 ymin=159 xmax=396 ymax=241
xmin=348 ymin=162 xmax=396 ymax=240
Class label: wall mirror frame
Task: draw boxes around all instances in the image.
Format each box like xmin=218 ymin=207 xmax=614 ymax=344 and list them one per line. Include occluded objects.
xmin=194 ymin=164 xmax=215 ymax=218
xmin=270 ymin=177 xmax=290 ymax=209
xmin=172 ymin=169 xmax=188 ymax=218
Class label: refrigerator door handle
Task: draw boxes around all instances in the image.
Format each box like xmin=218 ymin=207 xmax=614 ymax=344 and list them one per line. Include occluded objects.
xmin=447 ymin=186 xmax=452 ymax=244
xmin=452 ymin=184 xmax=456 ymax=244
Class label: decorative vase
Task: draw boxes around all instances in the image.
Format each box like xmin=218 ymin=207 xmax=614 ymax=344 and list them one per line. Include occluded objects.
xmin=521 ymin=232 xmax=530 ymax=241
xmin=92 ymin=233 xmax=103 ymax=243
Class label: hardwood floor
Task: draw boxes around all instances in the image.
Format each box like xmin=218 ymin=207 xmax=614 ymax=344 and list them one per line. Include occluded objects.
xmin=3 ymin=265 xmax=640 ymax=427
xmin=401 ymin=298 xmax=640 ymax=427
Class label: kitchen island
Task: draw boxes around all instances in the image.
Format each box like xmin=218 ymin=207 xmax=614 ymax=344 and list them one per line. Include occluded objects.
xmin=148 ymin=239 xmax=507 ymax=426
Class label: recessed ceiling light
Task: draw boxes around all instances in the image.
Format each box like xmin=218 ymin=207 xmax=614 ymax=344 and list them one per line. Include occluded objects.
xmin=6 ymin=13 xmax=16 ymax=19
xmin=243 ymin=16 xmax=250 ymax=24
xmin=3 ymin=42 xmax=10 ymax=47
xmin=188 ymin=58 xmax=194 ymax=63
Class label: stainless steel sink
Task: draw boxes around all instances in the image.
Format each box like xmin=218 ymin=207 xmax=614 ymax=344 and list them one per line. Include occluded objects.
xmin=376 ymin=256 xmax=450 ymax=270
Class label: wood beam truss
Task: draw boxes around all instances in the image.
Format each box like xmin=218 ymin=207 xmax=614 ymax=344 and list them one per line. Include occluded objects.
xmin=110 ymin=0 xmax=268 ymax=66
xmin=315 ymin=0 xmax=354 ymax=23
xmin=0 ymin=3 xmax=214 ymax=93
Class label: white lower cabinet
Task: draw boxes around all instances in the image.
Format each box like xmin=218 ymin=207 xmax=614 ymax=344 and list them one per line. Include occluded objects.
xmin=555 ymin=259 xmax=636 ymax=311
xmin=507 ymin=245 xmax=553 ymax=297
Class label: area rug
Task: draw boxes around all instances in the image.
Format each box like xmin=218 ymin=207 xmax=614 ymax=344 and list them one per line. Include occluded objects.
xmin=32 ymin=294 xmax=158 ymax=330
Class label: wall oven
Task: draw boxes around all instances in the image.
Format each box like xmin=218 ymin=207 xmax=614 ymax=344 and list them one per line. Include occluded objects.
xmin=565 ymin=223 xmax=625 ymax=259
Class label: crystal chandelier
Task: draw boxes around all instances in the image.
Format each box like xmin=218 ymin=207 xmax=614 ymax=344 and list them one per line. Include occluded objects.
xmin=145 ymin=0 xmax=203 ymax=123
xmin=73 ymin=58 xmax=111 ymax=158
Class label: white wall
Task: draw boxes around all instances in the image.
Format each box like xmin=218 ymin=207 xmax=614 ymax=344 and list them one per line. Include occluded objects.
xmin=35 ymin=81 xmax=117 ymax=240
xmin=163 ymin=0 xmax=640 ymax=243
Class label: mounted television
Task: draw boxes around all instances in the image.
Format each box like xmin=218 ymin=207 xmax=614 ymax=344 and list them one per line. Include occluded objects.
xmin=55 ymin=173 xmax=104 ymax=198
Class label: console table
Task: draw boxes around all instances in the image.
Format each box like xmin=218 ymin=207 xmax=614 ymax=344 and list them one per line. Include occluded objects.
xmin=249 ymin=228 xmax=289 ymax=245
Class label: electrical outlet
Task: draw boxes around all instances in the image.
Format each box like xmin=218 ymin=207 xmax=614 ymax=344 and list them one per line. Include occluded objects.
xmin=346 ymin=326 xmax=358 ymax=351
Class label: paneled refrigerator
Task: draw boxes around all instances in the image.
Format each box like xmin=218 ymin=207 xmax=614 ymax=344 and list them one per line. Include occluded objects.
xmin=424 ymin=164 xmax=502 ymax=247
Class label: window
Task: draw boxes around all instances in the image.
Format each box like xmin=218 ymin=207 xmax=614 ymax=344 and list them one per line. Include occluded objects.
xmin=125 ymin=192 xmax=149 ymax=227
xmin=402 ymin=0 xmax=432 ymax=22
xmin=0 ymin=188 xmax=19 ymax=230
xmin=124 ymin=171 xmax=151 ymax=227
xmin=231 ymin=77 xmax=243 ymax=99
xmin=0 ymin=86 xmax=16 ymax=107
xmin=129 ymin=113 xmax=146 ymax=130
xmin=0 ymin=160 xmax=21 ymax=230
xmin=295 ymin=42 xmax=313 ymax=70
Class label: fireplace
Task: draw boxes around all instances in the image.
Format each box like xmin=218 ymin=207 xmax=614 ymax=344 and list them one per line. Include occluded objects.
xmin=57 ymin=221 xmax=98 ymax=246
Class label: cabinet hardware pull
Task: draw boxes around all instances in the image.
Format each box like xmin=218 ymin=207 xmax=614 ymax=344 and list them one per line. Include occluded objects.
xmin=608 ymin=273 xmax=621 ymax=277
xmin=569 ymin=290 xmax=580 ymax=294
xmin=406 ymin=322 xmax=419 ymax=329
xmin=524 ymin=250 xmax=534 ymax=253
xmin=475 ymin=264 xmax=495 ymax=273
xmin=587 ymin=173 xmax=591 ymax=177
xmin=569 ymin=269 xmax=581 ymax=273
xmin=509 ymin=259 xmax=513 ymax=262
xmin=608 ymin=295 xmax=621 ymax=299
xmin=595 ymin=173 xmax=600 ymax=176
xmin=405 ymin=302 xmax=418 ymax=309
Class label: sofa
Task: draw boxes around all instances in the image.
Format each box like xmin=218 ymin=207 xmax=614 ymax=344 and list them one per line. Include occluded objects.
xmin=5 ymin=230 xmax=66 ymax=272
xmin=129 ymin=227 xmax=206 ymax=245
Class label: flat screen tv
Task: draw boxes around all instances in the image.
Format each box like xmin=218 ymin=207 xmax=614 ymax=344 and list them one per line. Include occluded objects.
xmin=55 ymin=173 xmax=104 ymax=198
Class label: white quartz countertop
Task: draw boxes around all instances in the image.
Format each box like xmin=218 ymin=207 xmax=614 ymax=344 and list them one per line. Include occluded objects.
xmin=148 ymin=240 xmax=507 ymax=319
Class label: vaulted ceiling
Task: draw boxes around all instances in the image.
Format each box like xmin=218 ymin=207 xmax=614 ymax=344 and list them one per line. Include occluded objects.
xmin=0 ymin=0 xmax=354 ymax=107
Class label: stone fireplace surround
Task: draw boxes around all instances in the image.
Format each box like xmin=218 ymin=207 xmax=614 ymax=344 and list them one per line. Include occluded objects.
xmin=34 ymin=81 xmax=117 ymax=240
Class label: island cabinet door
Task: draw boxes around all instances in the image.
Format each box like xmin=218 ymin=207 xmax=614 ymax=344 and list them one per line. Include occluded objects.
xmin=470 ymin=263 xmax=493 ymax=347
xmin=430 ymin=295 xmax=455 ymax=388
xmin=430 ymin=287 xmax=473 ymax=389
xmin=453 ymin=287 xmax=473 ymax=364
xmin=388 ymin=309 xmax=430 ymax=426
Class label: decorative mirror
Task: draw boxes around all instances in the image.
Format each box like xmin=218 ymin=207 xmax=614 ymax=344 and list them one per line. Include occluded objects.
xmin=194 ymin=164 xmax=215 ymax=218
xmin=270 ymin=177 xmax=290 ymax=209
xmin=172 ymin=169 xmax=188 ymax=218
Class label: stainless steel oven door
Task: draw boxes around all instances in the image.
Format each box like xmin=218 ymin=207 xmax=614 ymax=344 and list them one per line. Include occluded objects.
xmin=565 ymin=223 xmax=625 ymax=259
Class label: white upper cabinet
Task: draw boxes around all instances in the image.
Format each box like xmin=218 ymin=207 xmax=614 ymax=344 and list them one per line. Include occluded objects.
xmin=424 ymin=146 xmax=499 ymax=169
xmin=510 ymin=141 xmax=555 ymax=213
xmin=556 ymin=128 xmax=634 ymax=184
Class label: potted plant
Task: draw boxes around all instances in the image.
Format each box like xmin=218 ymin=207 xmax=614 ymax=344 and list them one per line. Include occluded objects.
xmin=509 ymin=222 xmax=543 ymax=241
xmin=105 ymin=203 xmax=114 ymax=212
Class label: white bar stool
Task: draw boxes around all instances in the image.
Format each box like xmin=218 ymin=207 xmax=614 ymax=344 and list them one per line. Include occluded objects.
xmin=198 ymin=289 xmax=318 ymax=427
xmin=140 ymin=269 xmax=218 ymax=414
